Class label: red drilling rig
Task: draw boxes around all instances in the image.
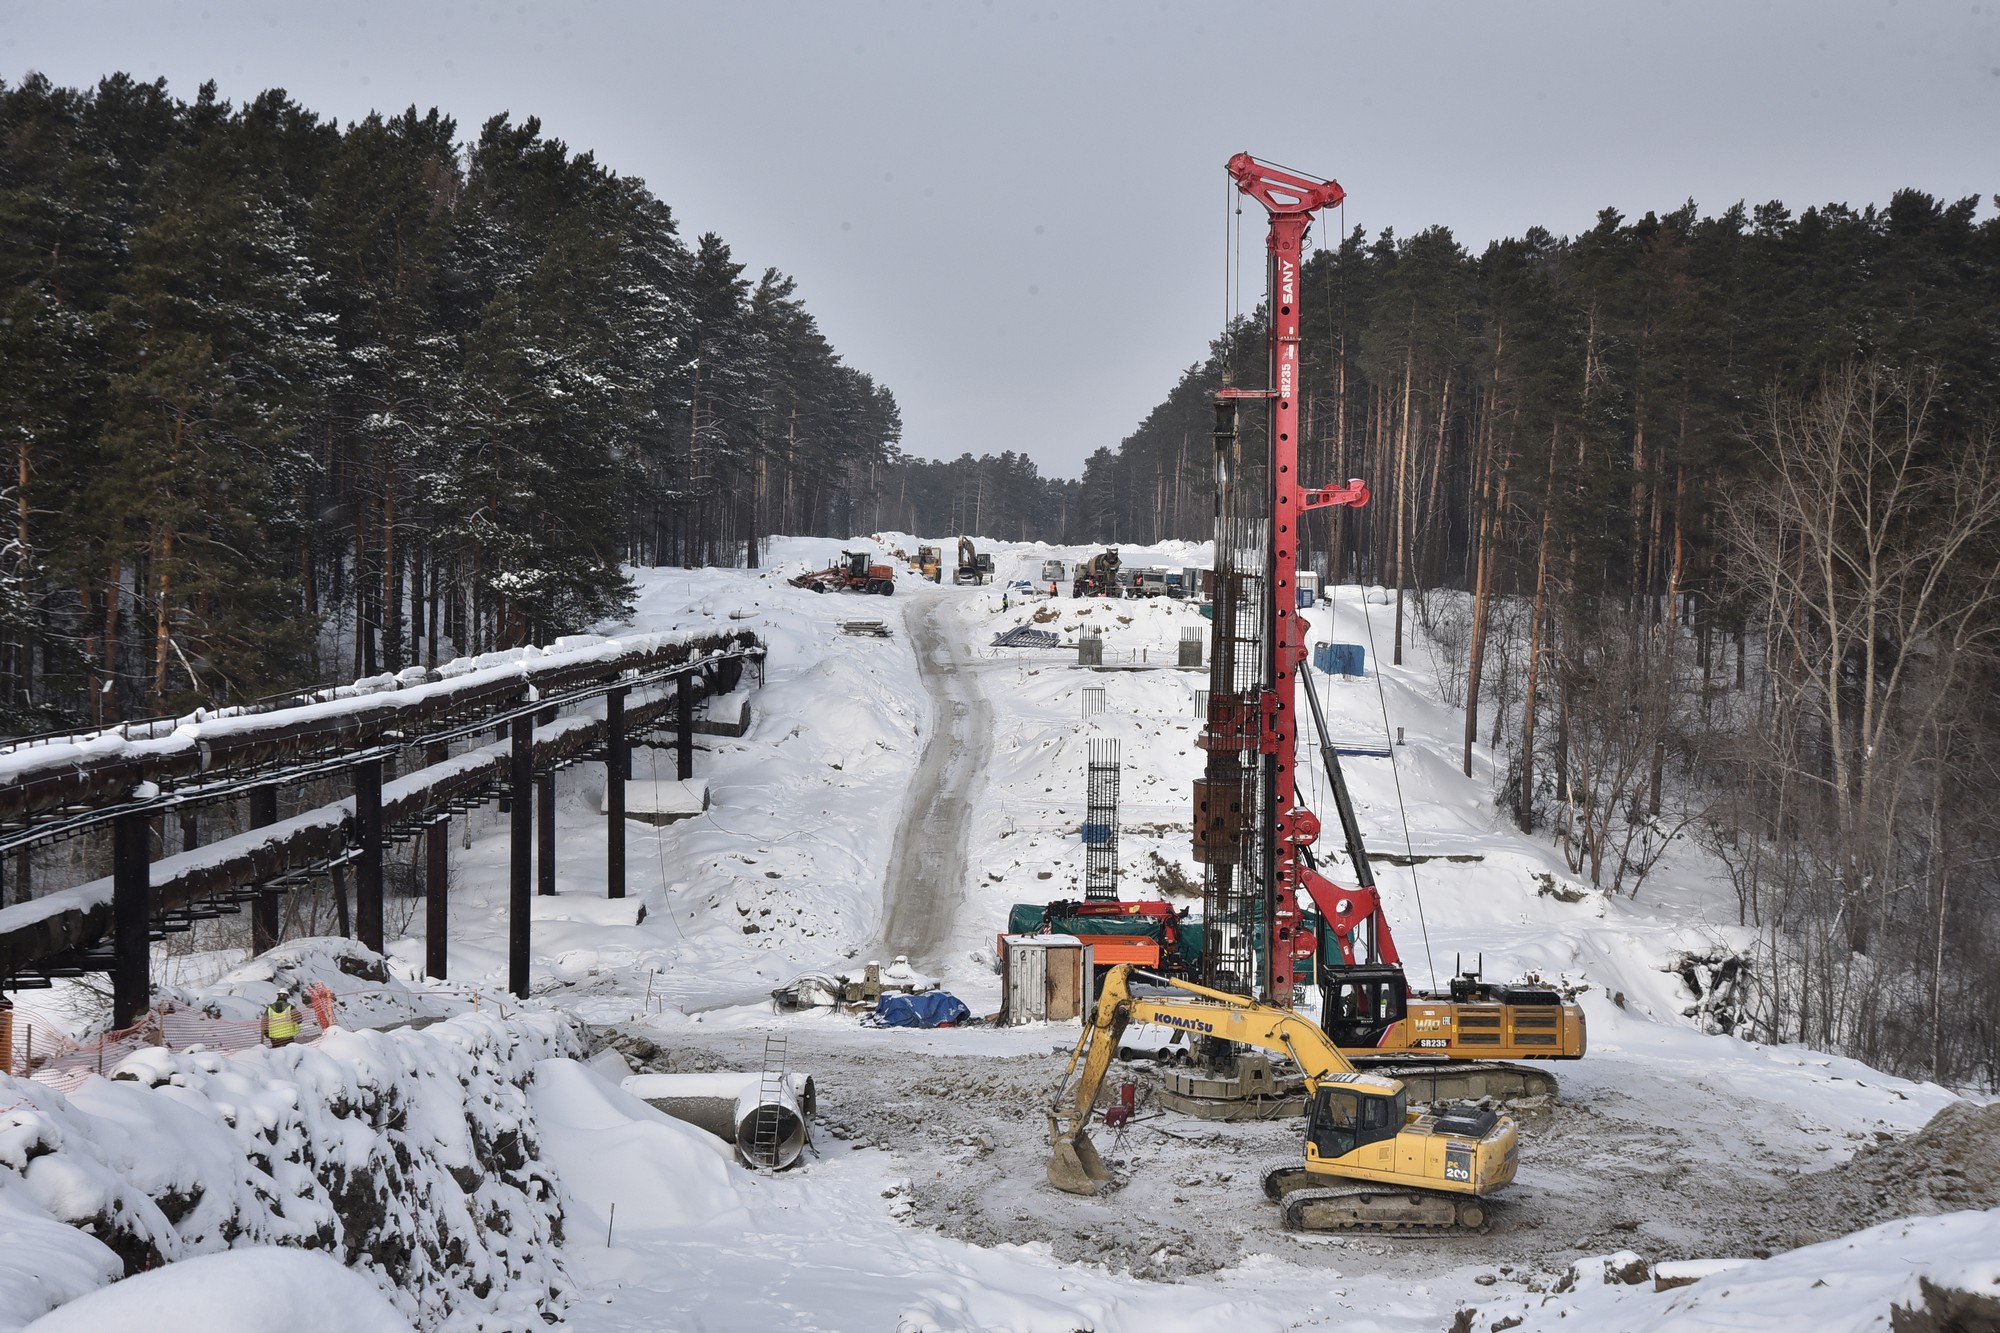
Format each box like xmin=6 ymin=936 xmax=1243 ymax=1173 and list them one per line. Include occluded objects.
xmin=1193 ymin=156 xmax=1584 ymax=1104
xmin=1196 ymin=153 xmax=1370 ymax=1004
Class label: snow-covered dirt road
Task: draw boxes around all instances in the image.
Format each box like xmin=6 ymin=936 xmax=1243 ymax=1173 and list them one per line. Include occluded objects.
xmin=878 ymin=590 xmax=992 ymax=968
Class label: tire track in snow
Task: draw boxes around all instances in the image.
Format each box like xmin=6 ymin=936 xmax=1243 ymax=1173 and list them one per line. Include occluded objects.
xmin=877 ymin=594 xmax=991 ymax=968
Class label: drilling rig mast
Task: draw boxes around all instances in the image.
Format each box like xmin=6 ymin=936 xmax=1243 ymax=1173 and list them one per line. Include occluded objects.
xmin=1196 ymin=154 xmax=1369 ymax=1004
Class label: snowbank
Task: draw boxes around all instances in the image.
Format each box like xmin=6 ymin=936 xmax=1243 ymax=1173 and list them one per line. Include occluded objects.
xmin=20 ymin=1246 xmax=414 ymax=1333
xmin=1469 ymin=1207 xmax=2000 ymax=1332
xmin=163 ymin=936 xmax=467 ymax=1031
xmin=0 ymin=1007 xmax=581 ymax=1331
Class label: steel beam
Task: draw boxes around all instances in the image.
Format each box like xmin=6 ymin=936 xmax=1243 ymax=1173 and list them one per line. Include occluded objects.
xmin=606 ymin=686 xmax=626 ymax=900
xmin=509 ymin=717 xmax=533 ymax=998
xmin=425 ymin=818 xmax=448 ymax=980
xmin=355 ymin=759 xmax=385 ymax=953
xmin=676 ymin=674 xmax=695 ymax=780
xmin=536 ymin=770 xmax=557 ymax=897
xmin=112 ymin=811 xmax=150 ymax=1030
xmin=249 ymin=786 xmax=280 ymax=953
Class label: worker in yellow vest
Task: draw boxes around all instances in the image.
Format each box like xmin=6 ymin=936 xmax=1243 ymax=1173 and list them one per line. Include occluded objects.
xmin=261 ymin=989 xmax=303 ymax=1048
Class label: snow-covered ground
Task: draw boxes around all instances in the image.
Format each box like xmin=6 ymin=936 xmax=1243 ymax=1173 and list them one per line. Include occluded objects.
xmin=4 ymin=531 xmax=1996 ymax=1332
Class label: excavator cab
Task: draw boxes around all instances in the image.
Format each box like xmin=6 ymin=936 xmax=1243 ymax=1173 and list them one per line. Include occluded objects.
xmin=1320 ymin=963 xmax=1409 ymax=1050
xmin=1305 ymin=1080 xmax=1407 ymax=1162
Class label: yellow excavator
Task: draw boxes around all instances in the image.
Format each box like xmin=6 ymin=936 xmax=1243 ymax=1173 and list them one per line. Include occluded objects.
xmin=952 ymin=536 xmax=991 ymax=585
xmin=1049 ymin=966 xmax=1518 ymax=1231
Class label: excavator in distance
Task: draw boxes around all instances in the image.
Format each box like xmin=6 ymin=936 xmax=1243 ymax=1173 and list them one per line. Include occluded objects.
xmin=1049 ymin=966 xmax=1519 ymax=1232
xmin=952 ymin=537 xmax=993 ymax=586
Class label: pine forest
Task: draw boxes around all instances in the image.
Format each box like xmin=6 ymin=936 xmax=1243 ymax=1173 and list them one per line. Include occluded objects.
xmin=0 ymin=73 xmax=903 ymax=729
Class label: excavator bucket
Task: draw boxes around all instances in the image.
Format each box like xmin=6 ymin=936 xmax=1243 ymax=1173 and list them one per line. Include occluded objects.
xmin=1047 ymin=1121 xmax=1112 ymax=1195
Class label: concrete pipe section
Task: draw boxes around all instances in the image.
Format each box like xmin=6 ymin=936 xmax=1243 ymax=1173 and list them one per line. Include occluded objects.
xmin=624 ymin=1072 xmax=816 ymax=1170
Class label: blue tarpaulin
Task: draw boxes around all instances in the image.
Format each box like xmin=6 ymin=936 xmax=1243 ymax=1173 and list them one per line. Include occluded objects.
xmin=1313 ymin=642 xmax=1366 ymax=676
xmin=865 ymin=992 xmax=973 ymax=1028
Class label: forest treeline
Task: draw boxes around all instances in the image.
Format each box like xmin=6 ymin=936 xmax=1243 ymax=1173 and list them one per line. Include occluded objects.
xmin=0 ymin=72 xmax=904 ymax=729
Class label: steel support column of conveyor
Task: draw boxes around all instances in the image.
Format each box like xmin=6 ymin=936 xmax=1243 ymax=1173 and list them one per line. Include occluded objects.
xmin=249 ymin=785 xmax=281 ymax=954
xmin=355 ymin=759 xmax=385 ymax=953
xmin=536 ymin=770 xmax=557 ymax=897
xmin=425 ymin=817 xmax=449 ymax=980
xmin=112 ymin=810 xmax=151 ymax=1030
xmin=676 ymin=673 xmax=695 ymax=781
xmin=509 ymin=717 xmax=533 ymax=999
xmin=606 ymin=686 xmax=627 ymax=900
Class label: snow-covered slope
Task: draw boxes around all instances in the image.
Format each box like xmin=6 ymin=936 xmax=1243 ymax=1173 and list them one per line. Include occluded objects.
xmin=6 ymin=535 xmax=1996 ymax=1332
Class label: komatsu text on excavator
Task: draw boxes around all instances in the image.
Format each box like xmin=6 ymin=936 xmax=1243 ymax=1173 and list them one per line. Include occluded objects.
xmin=1049 ymin=966 xmax=1518 ymax=1231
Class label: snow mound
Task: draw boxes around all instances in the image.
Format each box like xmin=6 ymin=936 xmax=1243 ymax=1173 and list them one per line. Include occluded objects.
xmin=1473 ymin=1207 xmax=2000 ymax=1332
xmin=20 ymin=1246 xmax=413 ymax=1333
xmin=0 ymin=1190 xmax=122 ymax=1333
xmin=528 ymin=1057 xmax=748 ymax=1234
xmin=0 ymin=1008 xmax=581 ymax=1330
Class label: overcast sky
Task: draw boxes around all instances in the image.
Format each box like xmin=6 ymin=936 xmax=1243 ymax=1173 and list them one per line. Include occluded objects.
xmin=5 ymin=1 xmax=1996 ymax=477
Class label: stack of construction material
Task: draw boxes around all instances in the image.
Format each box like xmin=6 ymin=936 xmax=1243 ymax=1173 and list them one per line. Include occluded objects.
xmin=992 ymin=626 xmax=1060 ymax=648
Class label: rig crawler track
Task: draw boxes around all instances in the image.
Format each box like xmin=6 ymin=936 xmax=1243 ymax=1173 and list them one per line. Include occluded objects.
xmin=1360 ymin=1060 xmax=1562 ymax=1106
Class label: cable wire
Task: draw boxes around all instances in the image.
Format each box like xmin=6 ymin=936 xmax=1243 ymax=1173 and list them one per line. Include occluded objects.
xmin=1223 ymin=170 xmax=1233 ymax=343
xmin=643 ymin=745 xmax=694 ymax=954
xmin=1356 ymin=588 xmax=1439 ymax=990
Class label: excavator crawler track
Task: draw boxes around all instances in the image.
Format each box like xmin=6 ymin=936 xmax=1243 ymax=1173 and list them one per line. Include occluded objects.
xmin=1356 ymin=1060 xmax=1560 ymax=1106
xmin=1278 ymin=1185 xmax=1491 ymax=1234
xmin=1262 ymin=1163 xmax=1319 ymax=1201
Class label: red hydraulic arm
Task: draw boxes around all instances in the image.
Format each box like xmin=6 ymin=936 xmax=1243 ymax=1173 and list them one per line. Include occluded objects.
xmin=1221 ymin=152 xmax=1372 ymax=1002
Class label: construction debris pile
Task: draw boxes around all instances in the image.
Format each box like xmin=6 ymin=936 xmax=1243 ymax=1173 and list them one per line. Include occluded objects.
xmin=769 ymin=956 xmax=939 ymax=1011
xmin=1768 ymin=1098 xmax=2000 ymax=1247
